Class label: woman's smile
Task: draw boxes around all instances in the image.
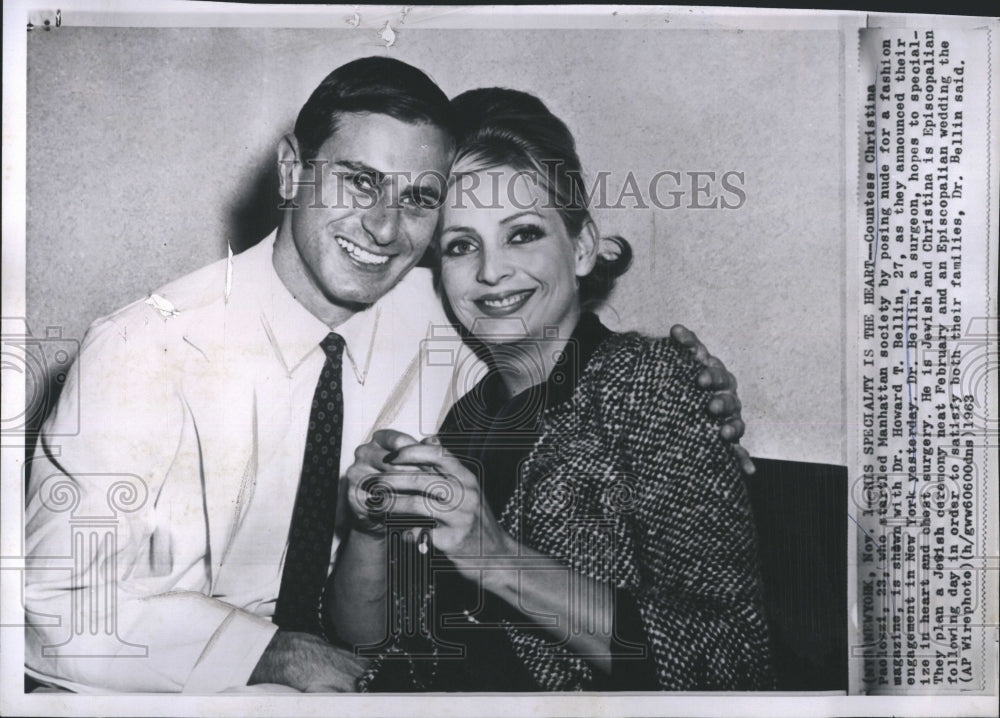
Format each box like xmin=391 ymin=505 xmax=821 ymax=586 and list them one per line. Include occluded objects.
xmin=474 ymin=289 xmax=536 ymax=315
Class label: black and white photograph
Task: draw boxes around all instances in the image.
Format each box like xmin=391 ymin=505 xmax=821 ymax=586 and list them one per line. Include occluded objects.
xmin=1 ymin=3 xmax=996 ymax=716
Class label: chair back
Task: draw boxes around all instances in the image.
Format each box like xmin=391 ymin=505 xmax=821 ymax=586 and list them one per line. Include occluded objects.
xmin=745 ymin=457 xmax=848 ymax=691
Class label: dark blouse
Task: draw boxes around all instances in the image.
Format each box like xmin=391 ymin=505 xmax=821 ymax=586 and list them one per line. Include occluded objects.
xmin=365 ymin=313 xmax=657 ymax=691
xmin=360 ymin=313 xmax=772 ymax=692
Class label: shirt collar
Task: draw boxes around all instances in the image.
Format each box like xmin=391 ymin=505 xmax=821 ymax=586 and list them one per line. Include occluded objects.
xmin=330 ymin=302 xmax=381 ymax=386
xmin=252 ymin=230 xmax=381 ymax=380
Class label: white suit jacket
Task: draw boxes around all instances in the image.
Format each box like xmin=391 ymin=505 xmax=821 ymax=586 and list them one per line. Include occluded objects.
xmin=24 ymin=233 xmax=478 ymax=692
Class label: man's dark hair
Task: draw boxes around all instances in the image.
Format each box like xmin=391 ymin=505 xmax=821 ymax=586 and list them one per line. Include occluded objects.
xmin=294 ymin=56 xmax=455 ymax=162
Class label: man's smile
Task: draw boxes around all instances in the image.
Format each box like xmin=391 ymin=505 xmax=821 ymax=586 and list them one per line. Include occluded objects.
xmin=335 ymin=236 xmax=391 ymax=266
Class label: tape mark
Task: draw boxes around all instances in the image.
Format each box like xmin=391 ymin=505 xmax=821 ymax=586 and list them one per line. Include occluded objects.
xmin=145 ymin=294 xmax=180 ymax=319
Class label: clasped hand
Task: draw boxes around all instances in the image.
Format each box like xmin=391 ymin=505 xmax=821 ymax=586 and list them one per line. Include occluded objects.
xmin=344 ymin=430 xmax=514 ymax=569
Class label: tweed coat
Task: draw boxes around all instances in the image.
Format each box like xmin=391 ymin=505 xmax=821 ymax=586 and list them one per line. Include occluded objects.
xmin=360 ymin=326 xmax=773 ymax=691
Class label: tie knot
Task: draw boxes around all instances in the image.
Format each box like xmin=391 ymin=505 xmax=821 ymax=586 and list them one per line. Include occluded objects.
xmin=321 ymin=332 xmax=345 ymax=360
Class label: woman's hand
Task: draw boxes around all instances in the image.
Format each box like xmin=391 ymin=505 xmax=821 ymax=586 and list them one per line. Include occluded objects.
xmin=364 ymin=435 xmax=516 ymax=573
xmin=343 ymin=429 xmax=422 ymax=536
xmin=348 ymin=433 xmax=616 ymax=674
xmin=329 ymin=430 xmax=428 ymax=646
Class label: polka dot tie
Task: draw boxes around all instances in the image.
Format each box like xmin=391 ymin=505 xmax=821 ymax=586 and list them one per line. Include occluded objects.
xmin=273 ymin=332 xmax=345 ymax=635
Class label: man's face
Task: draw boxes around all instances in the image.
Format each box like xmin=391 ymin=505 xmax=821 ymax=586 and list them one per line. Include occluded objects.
xmin=283 ymin=112 xmax=452 ymax=309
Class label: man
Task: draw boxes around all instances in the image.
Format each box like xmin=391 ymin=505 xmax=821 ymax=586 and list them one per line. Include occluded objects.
xmin=24 ymin=56 xmax=747 ymax=693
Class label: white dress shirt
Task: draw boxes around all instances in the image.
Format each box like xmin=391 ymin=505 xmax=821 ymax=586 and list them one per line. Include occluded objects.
xmin=24 ymin=231 xmax=476 ymax=693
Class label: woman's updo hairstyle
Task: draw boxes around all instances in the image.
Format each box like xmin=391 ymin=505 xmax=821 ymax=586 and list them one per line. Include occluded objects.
xmin=448 ymin=88 xmax=632 ymax=308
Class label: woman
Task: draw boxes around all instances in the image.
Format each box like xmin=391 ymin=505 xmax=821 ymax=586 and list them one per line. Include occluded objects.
xmin=327 ymin=89 xmax=773 ymax=691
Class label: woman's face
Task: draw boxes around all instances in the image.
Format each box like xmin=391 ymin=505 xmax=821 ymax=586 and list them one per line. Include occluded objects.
xmin=438 ymin=165 xmax=594 ymax=344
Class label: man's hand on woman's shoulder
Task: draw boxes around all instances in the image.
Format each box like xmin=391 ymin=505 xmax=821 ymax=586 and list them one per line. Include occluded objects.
xmin=670 ymin=324 xmax=754 ymax=475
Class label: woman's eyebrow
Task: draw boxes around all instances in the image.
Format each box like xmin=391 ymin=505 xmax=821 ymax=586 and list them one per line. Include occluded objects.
xmin=441 ymin=225 xmax=477 ymax=235
xmin=499 ymin=210 xmax=543 ymax=225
